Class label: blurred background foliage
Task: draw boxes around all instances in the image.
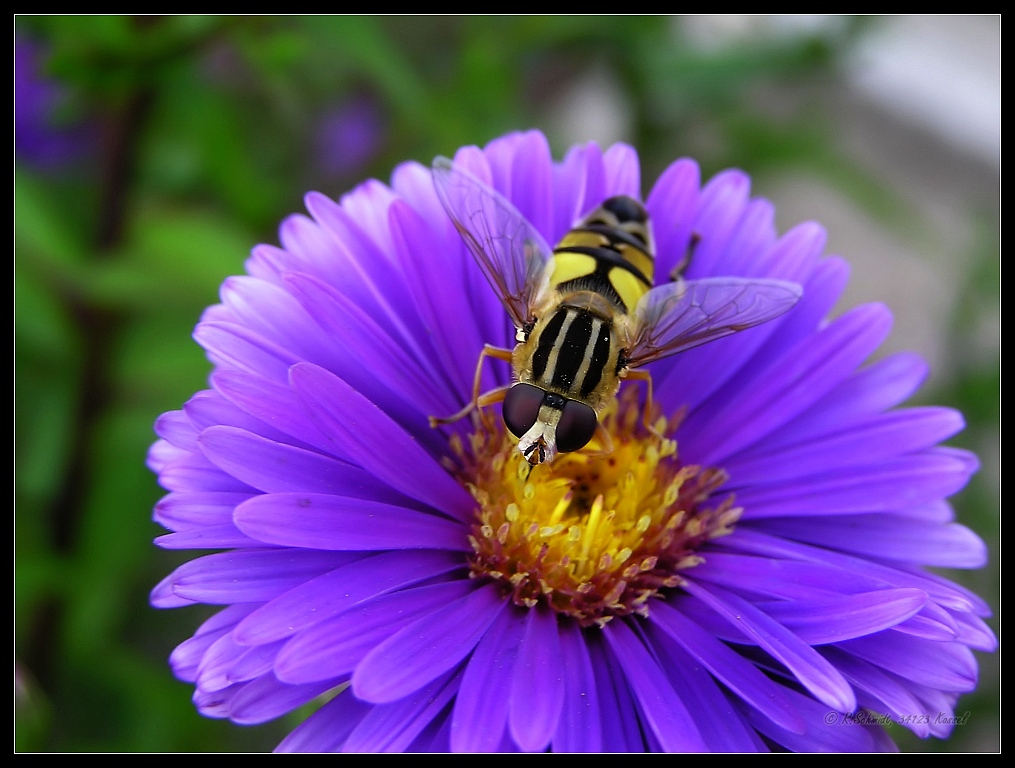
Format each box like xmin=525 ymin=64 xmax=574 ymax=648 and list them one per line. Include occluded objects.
xmin=15 ymin=15 xmax=998 ymax=752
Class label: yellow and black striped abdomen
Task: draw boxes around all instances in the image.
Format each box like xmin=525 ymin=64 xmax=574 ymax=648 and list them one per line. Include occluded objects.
xmin=547 ymin=196 xmax=655 ymax=314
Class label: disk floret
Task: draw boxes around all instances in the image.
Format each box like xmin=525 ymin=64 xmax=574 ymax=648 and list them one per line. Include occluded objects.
xmin=453 ymin=388 xmax=740 ymax=626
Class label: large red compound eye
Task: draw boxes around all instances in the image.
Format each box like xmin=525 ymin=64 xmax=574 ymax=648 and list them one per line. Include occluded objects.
xmin=503 ymin=384 xmax=545 ymax=438
xmin=555 ymin=400 xmax=598 ymax=453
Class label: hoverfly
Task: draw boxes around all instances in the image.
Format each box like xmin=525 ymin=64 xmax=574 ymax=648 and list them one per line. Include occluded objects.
xmin=430 ymin=156 xmax=802 ymax=466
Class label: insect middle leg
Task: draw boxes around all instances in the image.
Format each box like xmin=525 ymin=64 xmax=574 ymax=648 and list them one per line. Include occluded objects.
xmin=429 ymin=344 xmax=514 ymax=430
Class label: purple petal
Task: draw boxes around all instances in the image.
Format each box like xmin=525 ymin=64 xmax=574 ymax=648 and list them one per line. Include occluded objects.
xmin=287 ymin=198 xmax=419 ymax=350
xmin=893 ymin=500 xmax=956 ymax=522
xmin=154 ymin=549 xmax=358 ymax=606
xmin=669 ymin=593 xmax=753 ymax=645
xmin=169 ymin=604 xmax=258 ymax=682
xmin=554 ymin=142 xmax=603 ymax=239
xmin=154 ymin=410 xmax=200 ymax=451
xmin=199 ymin=426 xmax=420 ymax=505
xmin=646 ymin=623 xmax=767 ymax=751
xmin=602 ymin=619 xmax=708 ymax=751
xmin=649 ymin=601 xmax=804 ymax=733
xmin=326 ymin=180 xmax=400 ymax=259
xmin=227 ymin=640 xmax=285 ymax=683
xmin=737 ymin=450 xmax=975 ymax=518
xmin=276 ymin=580 xmax=475 ymax=684
xmin=234 ymin=493 xmax=467 ymax=551
xmin=156 ymin=451 xmax=255 ymax=494
xmin=736 ymin=687 xmax=884 ymax=752
xmin=289 ymin=362 xmax=474 ymax=518
xmin=353 ymin=582 xmax=505 ymax=704
xmin=950 ymin=611 xmax=998 ymax=652
xmin=646 ymin=157 xmax=700 ymax=285
xmin=836 ymin=634 xmax=978 ymax=692
xmin=820 ymin=647 xmax=928 ymax=736
xmin=765 ymin=351 xmax=930 ymax=452
xmin=277 ymin=211 xmax=349 ymax=283
xmin=390 ymin=160 xmax=447 ymax=235
xmin=451 ymin=605 xmax=526 ymax=753
xmin=725 ymin=407 xmax=966 ymax=486
xmin=682 ymin=579 xmax=857 ymax=713
xmin=218 ymin=276 xmax=342 ymax=371
xmin=194 ymin=321 xmax=297 ymax=382
xmin=147 ymin=439 xmax=185 ymax=474
xmin=891 ymin=607 xmax=959 ymax=642
xmin=389 ymin=200 xmax=484 ymax=400
xmin=282 ymin=270 xmax=456 ymax=417
xmin=233 ymin=550 xmax=461 ymax=645
xmin=193 ymin=683 xmax=240 ymax=718
xmin=244 ymin=243 xmax=293 ymax=284
xmin=728 ymin=224 xmax=831 ymax=362
xmin=602 ymin=142 xmax=640 ymax=199
xmin=155 ymin=524 xmax=264 ymax=551
xmin=451 ymin=144 xmax=492 ymax=185
xmin=658 ymin=255 xmax=846 ymax=413
xmin=915 ymin=568 xmax=993 ymax=617
xmin=508 ymin=605 xmax=565 ymax=752
xmin=755 ymin=515 xmax=988 ymax=568
xmin=153 ymin=491 xmax=253 ymax=531
xmin=905 ymin=681 xmax=963 ymax=738
xmin=587 ymin=633 xmax=646 ymax=751
xmin=693 ymin=550 xmax=888 ymax=601
xmin=407 ymin=708 xmax=453 ymax=752
xmin=551 ymin=620 xmax=602 ymax=753
xmin=343 ymin=670 xmax=461 ymax=752
xmin=275 ymin=691 xmax=371 ymax=753
xmin=196 ymin=632 xmax=248 ymax=692
xmin=501 ymin=131 xmax=555 ymax=241
xmin=683 ymin=303 xmax=893 ymax=466
xmin=716 ymin=198 xmax=778 ymax=277
xmin=228 ymin=673 xmax=342 ymax=725
xmin=685 ymin=169 xmax=751 ymax=280
xmin=211 ymin=370 xmax=333 ymax=455
xmin=757 ymin=221 xmax=827 ymax=284
xmin=725 ymin=528 xmax=989 ymax=615
xmin=757 ymin=589 xmax=927 ymax=644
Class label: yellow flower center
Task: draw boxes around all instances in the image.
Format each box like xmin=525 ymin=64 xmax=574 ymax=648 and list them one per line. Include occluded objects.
xmin=448 ymin=387 xmax=740 ymax=626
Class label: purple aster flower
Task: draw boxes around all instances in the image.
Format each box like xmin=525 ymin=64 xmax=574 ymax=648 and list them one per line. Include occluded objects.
xmin=315 ymin=97 xmax=386 ymax=180
xmin=15 ymin=35 xmax=91 ymax=170
xmin=150 ymin=130 xmax=994 ymax=752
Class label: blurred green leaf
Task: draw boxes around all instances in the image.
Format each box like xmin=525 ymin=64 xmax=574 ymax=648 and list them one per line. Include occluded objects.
xmin=115 ymin=314 xmax=216 ymax=410
xmin=15 ymin=369 xmax=79 ymax=507
xmin=308 ymin=16 xmax=430 ymax=126
xmin=15 ymin=266 xmax=79 ymax=366
xmin=15 ymin=171 xmax=89 ymax=270
xmin=91 ymin=205 xmax=253 ymax=312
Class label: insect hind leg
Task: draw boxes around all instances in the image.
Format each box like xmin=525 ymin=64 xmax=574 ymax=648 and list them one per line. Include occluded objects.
xmin=429 ymin=344 xmax=514 ymax=430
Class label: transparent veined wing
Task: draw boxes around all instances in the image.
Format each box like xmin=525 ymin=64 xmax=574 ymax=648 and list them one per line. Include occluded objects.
xmin=624 ymin=277 xmax=803 ymax=369
xmin=432 ymin=156 xmax=552 ymax=329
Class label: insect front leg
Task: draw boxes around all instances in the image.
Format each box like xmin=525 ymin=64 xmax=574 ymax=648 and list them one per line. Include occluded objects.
xmin=620 ymin=368 xmax=666 ymax=439
xmin=429 ymin=344 xmax=514 ymax=430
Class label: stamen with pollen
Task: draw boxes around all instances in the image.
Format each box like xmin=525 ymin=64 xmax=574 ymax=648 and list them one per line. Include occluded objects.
xmin=453 ymin=387 xmax=741 ymax=627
